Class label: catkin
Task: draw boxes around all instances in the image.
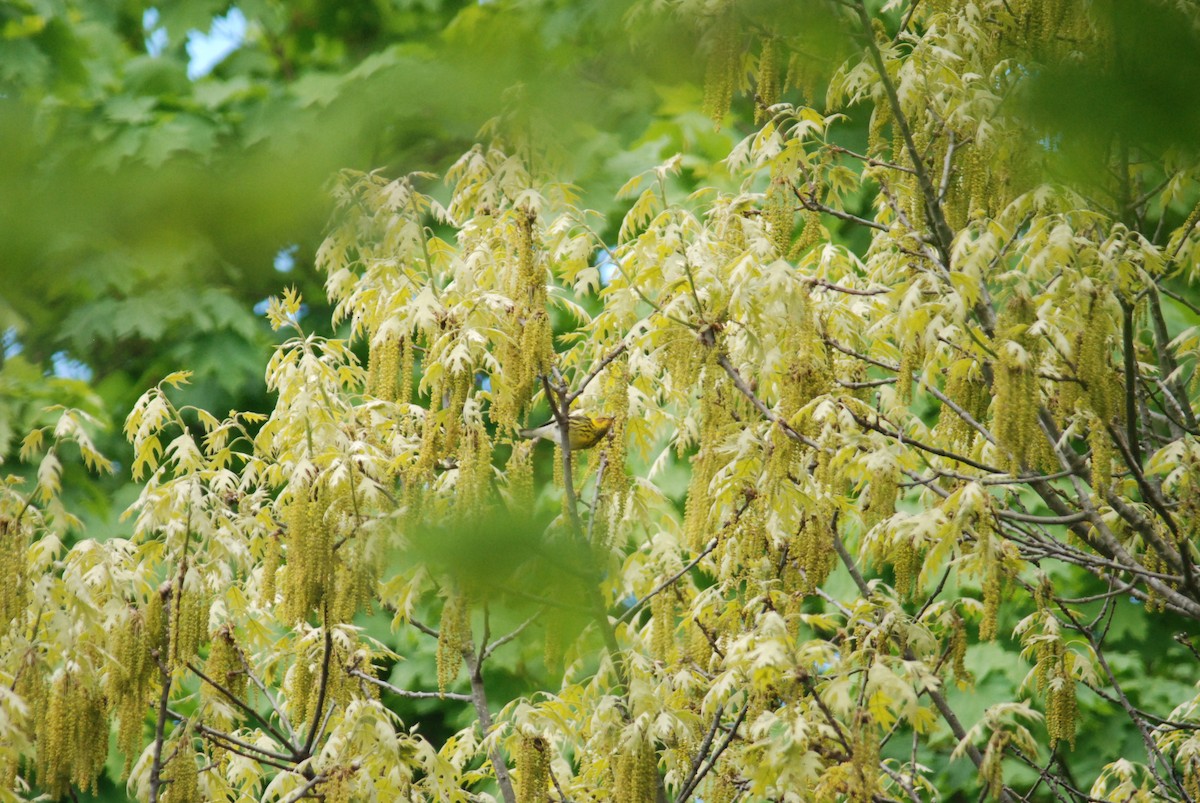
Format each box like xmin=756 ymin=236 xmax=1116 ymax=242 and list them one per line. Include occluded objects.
xmin=755 ymin=36 xmax=781 ymax=123
xmin=651 ymin=588 xmax=676 ymax=664
xmin=436 ymin=593 xmax=470 ymax=694
xmin=35 ymin=672 xmax=108 ymax=797
xmin=516 ymin=733 xmax=552 ymax=803
xmin=0 ymin=516 xmax=28 ymax=628
xmin=703 ymin=6 xmax=740 ymax=127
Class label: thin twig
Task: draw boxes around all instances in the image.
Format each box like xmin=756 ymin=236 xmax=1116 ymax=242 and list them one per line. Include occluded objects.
xmin=178 ymin=715 xmax=296 ymax=769
xmin=1056 ymin=602 xmax=1193 ymax=800
xmin=793 ymin=186 xmax=889 ymax=232
xmin=279 ymin=772 xmax=326 ymax=803
xmin=237 ymin=648 xmax=296 ymax=744
xmin=407 ymin=617 xmax=440 ymax=639
xmin=188 ymin=662 xmax=294 ymax=750
xmin=481 ymin=611 xmax=543 ymax=661
xmin=676 ymin=703 xmax=725 ymax=797
xmin=804 ymin=277 xmax=892 ymax=297
xmin=464 ymin=644 xmax=517 ymax=803
xmin=716 ymin=353 xmax=819 ymax=449
xmin=148 ymin=650 xmax=173 ymax=803
xmin=828 ymin=144 xmax=915 ymax=174
xmin=348 ymin=668 xmax=473 ymax=702
xmin=586 ymin=452 xmax=608 ymax=546
xmin=676 ymin=705 xmax=749 ymax=801
xmin=302 ymin=626 xmax=335 ymax=757
xmin=617 ymin=538 xmax=719 ymax=624
xmin=567 ymin=343 xmax=629 ymax=405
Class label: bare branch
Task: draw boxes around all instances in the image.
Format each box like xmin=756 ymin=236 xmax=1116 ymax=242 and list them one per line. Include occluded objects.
xmin=676 ymin=705 xmax=749 ymax=802
xmin=828 ymin=143 xmax=916 ymax=174
xmin=302 ymin=625 xmax=335 ymax=758
xmin=1056 ymin=602 xmax=1194 ymax=800
xmin=793 ymin=185 xmax=889 ymax=232
xmin=617 ymin=538 xmax=719 ymax=624
xmin=174 ymin=712 xmax=296 ymax=767
xmin=463 ymin=644 xmax=517 ymax=803
xmin=716 ymin=353 xmax=819 ymax=449
xmin=567 ymin=342 xmax=629 ymax=406
xmin=676 ymin=703 xmax=725 ymax=798
xmin=407 ymin=617 xmax=440 ymax=639
xmin=481 ymin=611 xmax=542 ymax=662
xmin=188 ymin=661 xmax=294 ymax=751
xmin=279 ymin=772 xmax=327 ymax=803
xmin=348 ymin=668 xmax=472 ymax=702
xmin=148 ymin=649 xmax=172 ymax=803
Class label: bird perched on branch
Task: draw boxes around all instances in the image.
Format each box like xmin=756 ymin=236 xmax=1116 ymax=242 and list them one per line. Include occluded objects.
xmin=519 ymin=413 xmax=614 ymax=450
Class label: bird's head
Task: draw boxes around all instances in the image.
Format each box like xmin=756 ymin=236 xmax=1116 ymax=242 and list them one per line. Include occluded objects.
xmin=590 ymin=415 xmax=615 ymax=435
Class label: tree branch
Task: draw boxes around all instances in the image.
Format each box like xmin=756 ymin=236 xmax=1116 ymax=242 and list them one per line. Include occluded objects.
xmin=716 ymin=353 xmax=819 ymax=448
xmin=188 ymin=661 xmax=294 ymax=752
xmin=675 ymin=704 xmax=748 ymax=801
xmin=567 ymin=342 xmax=629 ymax=406
xmin=302 ymin=625 xmax=334 ymax=758
xmin=348 ymin=668 xmax=472 ymax=701
xmin=463 ymin=644 xmax=517 ymax=803
xmin=850 ymin=0 xmax=955 ymax=262
xmin=148 ymin=649 xmax=172 ymax=803
xmin=617 ymin=538 xmax=719 ymax=624
xmin=481 ymin=611 xmax=542 ymax=661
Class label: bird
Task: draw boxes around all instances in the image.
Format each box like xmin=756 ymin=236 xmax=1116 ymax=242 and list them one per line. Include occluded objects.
xmin=519 ymin=413 xmax=614 ymax=450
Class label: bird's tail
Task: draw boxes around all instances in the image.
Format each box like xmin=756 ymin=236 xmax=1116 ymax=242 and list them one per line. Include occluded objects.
xmin=519 ymin=422 xmax=555 ymax=440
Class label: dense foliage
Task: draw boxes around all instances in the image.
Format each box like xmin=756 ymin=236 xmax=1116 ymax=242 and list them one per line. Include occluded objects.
xmin=3 ymin=1 xmax=1200 ymax=801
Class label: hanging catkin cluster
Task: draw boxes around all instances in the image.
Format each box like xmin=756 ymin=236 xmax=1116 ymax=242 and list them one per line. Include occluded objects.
xmin=862 ymin=464 xmax=898 ymax=531
xmin=702 ymin=4 xmax=740 ymax=127
xmin=202 ymin=625 xmax=247 ymax=714
xmin=160 ymin=734 xmax=201 ymax=803
xmin=779 ymin=305 xmax=832 ymax=423
xmin=763 ymin=173 xmax=794 ymax=256
xmin=1028 ymin=586 xmax=1079 ymax=750
xmin=331 ymin=531 xmax=379 ymax=624
xmin=614 ymin=733 xmax=658 ymax=803
xmin=790 ymin=210 xmax=824 ymax=260
xmin=683 ymin=352 xmax=731 ymax=552
xmin=582 ymin=354 xmax=631 ymax=548
xmin=280 ymin=485 xmax=333 ymax=624
xmin=170 ymin=568 xmax=211 ymax=670
xmin=976 ymin=512 xmax=1003 ymax=642
xmin=939 ymin=358 xmax=989 ymax=452
xmin=0 ymin=514 xmax=28 ymax=627
xmin=991 ymin=293 xmax=1042 ymax=473
xmin=34 ymin=671 xmax=109 ymax=797
xmin=754 ymin=35 xmax=781 ymax=124
xmin=259 ymin=529 xmax=281 ymax=606
xmin=436 ymin=592 xmax=470 ymax=694
xmin=284 ymin=651 xmax=314 ymax=729
xmin=791 ymin=509 xmax=836 ymax=596
xmin=1005 ymin=0 xmax=1094 ymax=60
xmin=283 ymin=637 xmax=356 ymax=732
xmin=848 ymin=709 xmax=881 ymax=803
xmin=108 ymin=602 xmax=165 ymax=773
xmin=650 ymin=586 xmax=677 ymax=664
xmin=1070 ymin=293 xmax=1121 ymax=493
xmin=323 ymin=764 xmax=359 ymax=803
xmin=1043 ymin=638 xmax=1078 ymax=750
xmin=505 ymin=440 xmax=535 ymax=515
xmin=365 ymin=332 xmax=413 ymax=405
xmin=516 ymin=732 xmax=552 ymax=803
xmin=948 ymin=613 xmax=973 ymax=688
xmin=493 ymin=208 xmax=554 ymax=432
xmin=889 ymin=531 xmax=920 ymax=600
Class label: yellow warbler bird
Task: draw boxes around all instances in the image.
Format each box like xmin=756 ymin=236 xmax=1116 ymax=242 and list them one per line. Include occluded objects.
xmin=519 ymin=414 xmax=614 ymax=450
